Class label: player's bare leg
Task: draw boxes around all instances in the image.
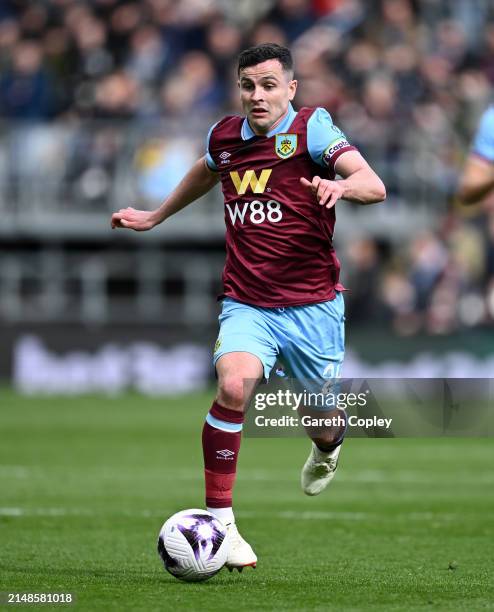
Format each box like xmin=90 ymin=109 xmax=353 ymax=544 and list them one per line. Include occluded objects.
xmin=202 ymin=352 xmax=262 ymax=571
xmin=299 ymin=406 xmax=347 ymax=496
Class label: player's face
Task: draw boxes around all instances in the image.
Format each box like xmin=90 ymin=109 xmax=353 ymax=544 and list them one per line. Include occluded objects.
xmin=238 ymin=59 xmax=297 ymax=135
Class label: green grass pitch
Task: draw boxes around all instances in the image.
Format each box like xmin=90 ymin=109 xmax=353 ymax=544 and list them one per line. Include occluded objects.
xmin=1 ymin=389 xmax=492 ymax=611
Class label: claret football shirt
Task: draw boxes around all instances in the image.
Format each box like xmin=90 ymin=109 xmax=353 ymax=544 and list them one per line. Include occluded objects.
xmin=206 ymin=103 xmax=356 ymax=307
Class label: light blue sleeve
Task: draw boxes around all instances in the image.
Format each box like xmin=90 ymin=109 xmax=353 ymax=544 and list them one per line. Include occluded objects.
xmin=205 ymin=121 xmax=219 ymax=171
xmin=307 ymin=107 xmax=353 ymax=169
xmin=472 ymin=106 xmax=494 ymax=162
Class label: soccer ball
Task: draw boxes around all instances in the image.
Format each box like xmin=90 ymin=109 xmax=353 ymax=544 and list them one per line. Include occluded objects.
xmin=157 ymin=509 xmax=229 ymax=582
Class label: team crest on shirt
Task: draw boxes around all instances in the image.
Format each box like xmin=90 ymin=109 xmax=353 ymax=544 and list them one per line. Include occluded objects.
xmin=275 ymin=133 xmax=297 ymax=159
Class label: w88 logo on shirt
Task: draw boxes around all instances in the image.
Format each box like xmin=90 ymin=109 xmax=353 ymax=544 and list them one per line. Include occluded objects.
xmin=226 ymin=200 xmax=283 ymax=225
xmin=226 ymin=168 xmax=283 ymax=225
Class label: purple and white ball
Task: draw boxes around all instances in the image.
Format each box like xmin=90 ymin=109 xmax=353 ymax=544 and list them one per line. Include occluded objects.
xmin=157 ymin=509 xmax=229 ymax=582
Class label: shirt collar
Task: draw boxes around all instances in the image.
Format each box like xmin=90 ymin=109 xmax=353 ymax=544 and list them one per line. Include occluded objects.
xmin=241 ymin=103 xmax=297 ymax=140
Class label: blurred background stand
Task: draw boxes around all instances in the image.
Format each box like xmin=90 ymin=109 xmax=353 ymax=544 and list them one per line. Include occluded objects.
xmin=1 ymin=0 xmax=494 ymax=393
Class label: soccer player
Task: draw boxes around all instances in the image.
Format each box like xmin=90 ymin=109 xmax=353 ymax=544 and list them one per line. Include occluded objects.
xmin=458 ymin=104 xmax=494 ymax=204
xmin=111 ymin=43 xmax=386 ymax=570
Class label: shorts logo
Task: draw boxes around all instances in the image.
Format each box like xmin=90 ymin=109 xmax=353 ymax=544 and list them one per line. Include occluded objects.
xmin=214 ymin=337 xmax=222 ymax=353
xmin=275 ymin=133 xmax=297 ymax=159
xmin=230 ymin=169 xmax=272 ymax=194
xmin=323 ymin=137 xmax=349 ymax=165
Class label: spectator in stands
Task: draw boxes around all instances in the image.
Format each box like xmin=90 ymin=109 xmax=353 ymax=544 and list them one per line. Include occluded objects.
xmin=0 ymin=39 xmax=58 ymax=118
xmin=160 ymin=51 xmax=223 ymax=116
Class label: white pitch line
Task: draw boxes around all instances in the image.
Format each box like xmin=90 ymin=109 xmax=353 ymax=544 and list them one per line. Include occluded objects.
xmin=0 ymin=507 xmax=94 ymax=517
xmin=1 ymin=466 xmax=492 ymax=485
xmin=172 ymin=469 xmax=494 ymax=485
xmin=243 ymin=510 xmax=368 ymax=521
xmin=0 ymin=466 xmax=30 ymax=478
xmin=0 ymin=507 xmax=465 ymax=522
xmin=0 ymin=507 xmax=24 ymax=516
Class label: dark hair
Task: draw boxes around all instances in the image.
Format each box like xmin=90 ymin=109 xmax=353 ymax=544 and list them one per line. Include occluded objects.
xmin=237 ymin=43 xmax=293 ymax=75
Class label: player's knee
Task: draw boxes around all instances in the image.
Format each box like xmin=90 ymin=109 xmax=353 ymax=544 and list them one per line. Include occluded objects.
xmin=216 ymin=376 xmax=247 ymax=411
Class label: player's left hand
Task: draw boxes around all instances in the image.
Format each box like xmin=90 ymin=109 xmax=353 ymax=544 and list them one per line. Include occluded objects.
xmin=300 ymin=176 xmax=345 ymax=209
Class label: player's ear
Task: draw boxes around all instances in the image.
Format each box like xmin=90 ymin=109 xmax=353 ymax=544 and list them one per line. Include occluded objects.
xmin=288 ymin=79 xmax=298 ymax=101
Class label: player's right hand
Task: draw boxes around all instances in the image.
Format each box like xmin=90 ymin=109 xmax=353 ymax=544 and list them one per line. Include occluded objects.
xmin=111 ymin=207 xmax=158 ymax=231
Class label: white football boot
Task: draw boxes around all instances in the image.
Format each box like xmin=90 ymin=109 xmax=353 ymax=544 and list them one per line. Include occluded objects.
xmin=225 ymin=522 xmax=257 ymax=572
xmin=301 ymin=442 xmax=342 ymax=496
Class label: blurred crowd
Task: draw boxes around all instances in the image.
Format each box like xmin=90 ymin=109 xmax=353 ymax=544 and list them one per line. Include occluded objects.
xmin=342 ymin=217 xmax=494 ymax=335
xmin=1 ymin=0 xmax=494 ymax=124
xmin=1 ymin=0 xmax=494 ymax=334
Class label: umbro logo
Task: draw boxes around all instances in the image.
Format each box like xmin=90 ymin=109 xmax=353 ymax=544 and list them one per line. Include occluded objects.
xmin=219 ymin=151 xmax=231 ymax=165
xmin=216 ymin=449 xmax=235 ymax=459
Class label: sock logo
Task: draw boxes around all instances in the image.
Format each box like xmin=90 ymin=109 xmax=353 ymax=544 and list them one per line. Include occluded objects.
xmin=216 ymin=449 xmax=235 ymax=459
